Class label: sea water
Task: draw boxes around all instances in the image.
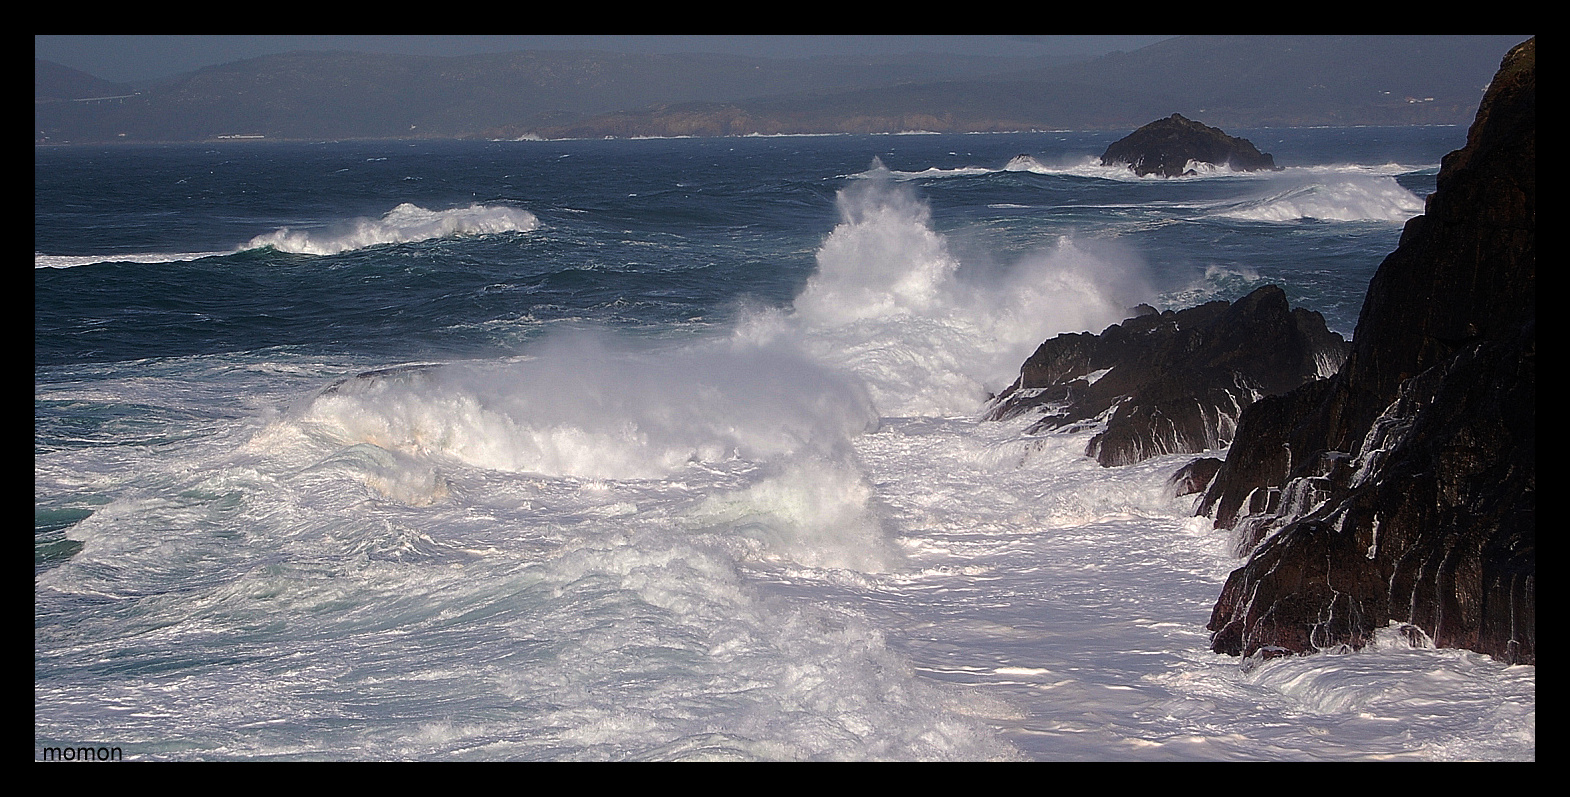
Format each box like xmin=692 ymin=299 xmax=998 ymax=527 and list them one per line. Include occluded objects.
xmin=34 ymin=128 xmax=1534 ymax=760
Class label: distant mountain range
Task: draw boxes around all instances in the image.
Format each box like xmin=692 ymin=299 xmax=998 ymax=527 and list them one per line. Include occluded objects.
xmin=35 ymin=36 xmax=1530 ymax=144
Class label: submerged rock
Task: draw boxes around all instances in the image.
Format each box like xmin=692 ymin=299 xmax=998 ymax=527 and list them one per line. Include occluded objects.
xmin=986 ymin=285 xmax=1347 ymax=467
xmin=1101 ymin=113 xmax=1278 ymax=177
xmin=1201 ymin=38 xmax=1535 ymax=664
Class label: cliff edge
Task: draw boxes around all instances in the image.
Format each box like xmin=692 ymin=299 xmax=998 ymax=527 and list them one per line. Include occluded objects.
xmin=1199 ymin=38 xmax=1534 ymax=664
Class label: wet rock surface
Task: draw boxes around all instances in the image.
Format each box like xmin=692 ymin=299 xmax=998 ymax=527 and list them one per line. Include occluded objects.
xmin=988 ymin=285 xmax=1346 ymax=467
xmin=1200 ymin=38 xmax=1535 ymax=664
xmin=1100 ymin=113 xmax=1278 ymax=177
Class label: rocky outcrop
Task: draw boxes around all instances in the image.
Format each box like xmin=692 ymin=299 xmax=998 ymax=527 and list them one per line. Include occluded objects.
xmin=1167 ymin=456 xmax=1224 ymax=498
xmin=1200 ymin=38 xmax=1534 ymax=664
xmin=1101 ymin=113 xmax=1278 ymax=177
xmin=986 ymin=285 xmax=1347 ymax=467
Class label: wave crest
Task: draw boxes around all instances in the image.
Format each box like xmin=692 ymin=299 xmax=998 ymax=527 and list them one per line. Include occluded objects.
xmin=245 ymin=202 xmax=539 ymax=255
xmin=1215 ymin=175 xmax=1425 ymax=222
xmin=284 ymin=333 xmax=878 ymax=483
xmin=781 ymin=165 xmax=1152 ymax=416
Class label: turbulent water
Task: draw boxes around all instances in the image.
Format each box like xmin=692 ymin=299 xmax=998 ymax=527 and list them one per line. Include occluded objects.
xmin=35 ymin=129 xmax=1534 ymax=761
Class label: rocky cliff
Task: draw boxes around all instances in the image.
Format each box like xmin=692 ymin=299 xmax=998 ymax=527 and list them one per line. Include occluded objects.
xmin=1199 ymin=38 xmax=1534 ymax=664
xmin=986 ymin=285 xmax=1347 ymax=467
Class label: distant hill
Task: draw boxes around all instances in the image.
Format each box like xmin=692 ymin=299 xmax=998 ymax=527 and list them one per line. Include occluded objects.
xmin=34 ymin=59 xmax=133 ymax=102
xmin=35 ymin=36 xmax=1531 ymax=144
xmin=536 ymin=35 xmax=1530 ymax=138
xmin=33 ymin=49 xmax=1064 ymax=143
xmin=1003 ymin=35 xmax=1528 ymax=128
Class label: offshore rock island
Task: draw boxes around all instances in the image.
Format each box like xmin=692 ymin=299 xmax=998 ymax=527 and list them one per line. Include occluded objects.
xmin=1100 ymin=113 xmax=1277 ymax=177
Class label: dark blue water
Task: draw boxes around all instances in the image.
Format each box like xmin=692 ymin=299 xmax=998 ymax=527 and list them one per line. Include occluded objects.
xmin=35 ymin=129 xmax=1456 ymax=368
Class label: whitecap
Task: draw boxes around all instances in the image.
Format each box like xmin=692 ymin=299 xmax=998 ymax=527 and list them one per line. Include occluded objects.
xmin=244 ymin=202 xmax=540 ymax=256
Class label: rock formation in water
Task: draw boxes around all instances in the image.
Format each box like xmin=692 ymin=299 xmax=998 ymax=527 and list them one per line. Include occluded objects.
xmin=986 ymin=285 xmax=1347 ymax=467
xmin=1100 ymin=113 xmax=1278 ymax=177
xmin=1199 ymin=38 xmax=1534 ymax=665
xmin=1168 ymin=456 xmax=1225 ymax=498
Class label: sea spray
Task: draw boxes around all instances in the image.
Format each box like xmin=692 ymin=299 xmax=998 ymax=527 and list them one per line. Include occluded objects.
xmin=282 ymin=330 xmax=879 ymax=483
xmin=795 ymin=160 xmax=960 ymax=326
xmin=688 ymin=456 xmax=898 ymax=572
xmin=785 ymin=161 xmax=1153 ymax=416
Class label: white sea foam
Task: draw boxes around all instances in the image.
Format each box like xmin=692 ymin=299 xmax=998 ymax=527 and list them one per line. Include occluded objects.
xmin=1295 ymin=162 xmax=1438 ymax=177
xmin=1003 ymin=154 xmax=1051 ymax=173
xmin=35 ymin=251 xmax=233 ymax=269
xmin=275 ymin=332 xmax=878 ymax=485
xmin=244 ymin=202 xmax=539 ymax=255
xmin=849 ymin=155 xmax=1439 ymax=189
xmin=39 ymin=353 xmax=1533 ymax=760
xmin=37 ymin=203 xmax=540 ymax=267
xmin=687 ymin=457 xmax=898 ymax=572
xmin=1062 ymin=155 xmax=1268 ymax=182
xmin=874 ymin=164 xmax=995 ymax=180
xmin=781 ymin=161 xmax=1151 ymax=416
xmin=1215 ymin=173 xmax=1425 ymax=222
xmin=37 ymin=353 xmax=1011 ymax=760
xmin=868 ymin=153 xmax=1150 ymax=182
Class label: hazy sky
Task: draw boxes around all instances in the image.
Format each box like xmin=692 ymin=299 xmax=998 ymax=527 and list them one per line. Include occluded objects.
xmin=35 ymin=35 xmax=1178 ymax=84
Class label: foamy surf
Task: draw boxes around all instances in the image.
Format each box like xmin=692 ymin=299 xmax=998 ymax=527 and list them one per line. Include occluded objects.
xmin=35 ymin=251 xmax=234 ymax=269
xmin=36 ymin=202 xmax=540 ymax=267
xmin=782 ymin=164 xmax=1152 ymax=416
xmin=37 ymin=128 xmax=1529 ymax=761
xmin=244 ymin=202 xmax=540 ymax=255
xmin=1212 ymin=173 xmax=1426 ymax=222
xmin=276 ymin=333 xmax=879 ymax=483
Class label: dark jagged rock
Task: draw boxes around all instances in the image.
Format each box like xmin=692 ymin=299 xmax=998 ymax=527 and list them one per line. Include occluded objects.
xmin=1101 ymin=113 xmax=1278 ymax=177
xmin=1201 ymin=38 xmax=1534 ymax=664
xmin=986 ymin=285 xmax=1347 ymax=467
xmin=1168 ymin=457 xmax=1224 ymax=498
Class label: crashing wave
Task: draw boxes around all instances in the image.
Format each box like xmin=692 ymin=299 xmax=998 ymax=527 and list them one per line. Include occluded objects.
xmin=245 ymin=202 xmax=539 ymax=255
xmin=1215 ymin=175 xmax=1425 ymax=222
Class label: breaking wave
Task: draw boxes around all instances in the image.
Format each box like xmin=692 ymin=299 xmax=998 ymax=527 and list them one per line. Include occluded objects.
xmin=1214 ymin=174 xmax=1426 ymax=222
xmin=245 ymin=202 xmax=540 ymax=255
xmin=776 ymin=160 xmax=1153 ymax=416
xmin=35 ymin=251 xmax=235 ymax=269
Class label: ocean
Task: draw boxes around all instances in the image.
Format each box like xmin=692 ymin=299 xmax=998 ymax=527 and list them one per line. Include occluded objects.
xmin=34 ymin=128 xmax=1534 ymax=761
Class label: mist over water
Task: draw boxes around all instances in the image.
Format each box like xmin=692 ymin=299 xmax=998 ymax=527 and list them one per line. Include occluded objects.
xmin=35 ymin=130 xmax=1531 ymax=760
xmin=783 ymin=161 xmax=1152 ymax=415
xmin=282 ymin=328 xmax=885 ymax=531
